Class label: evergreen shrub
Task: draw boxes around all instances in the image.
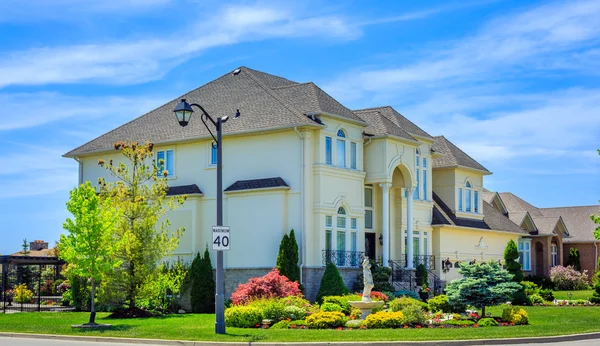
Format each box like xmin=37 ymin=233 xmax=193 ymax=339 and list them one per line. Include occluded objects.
xmin=316 ymin=263 xmax=348 ymax=304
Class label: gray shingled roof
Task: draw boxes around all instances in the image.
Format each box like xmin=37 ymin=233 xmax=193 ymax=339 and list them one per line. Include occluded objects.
xmin=224 ymin=177 xmax=289 ymax=192
xmin=431 ymin=136 xmax=490 ymax=173
xmin=354 ymin=106 xmax=432 ymax=140
xmin=273 ymin=82 xmax=365 ymax=123
xmin=431 ymin=192 xmax=526 ymax=234
xmin=166 ymin=184 xmax=202 ymax=196
xmin=353 ymin=108 xmax=417 ymax=141
xmin=65 ymin=67 xmax=331 ymax=157
xmin=498 ymin=192 xmax=544 ymax=217
xmin=541 ymin=206 xmax=600 ymax=243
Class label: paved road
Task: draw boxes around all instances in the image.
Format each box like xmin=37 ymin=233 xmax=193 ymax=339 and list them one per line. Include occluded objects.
xmin=1 ymin=337 xmax=599 ymax=345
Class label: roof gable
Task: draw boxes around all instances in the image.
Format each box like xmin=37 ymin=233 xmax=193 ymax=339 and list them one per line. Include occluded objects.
xmin=541 ymin=205 xmax=600 ymax=243
xmin=498 ymin=192 xmax=544 ymax=216
xmin=431 ymin=136 xmax=490 ymax=173
xmin=354 ymin=106 xmax=432 ymax=140
xmin=353 ymin=108 xmax=417 ymax=141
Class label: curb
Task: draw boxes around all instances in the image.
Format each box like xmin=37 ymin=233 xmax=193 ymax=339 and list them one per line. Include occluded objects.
xmin=1 ymin=331 xmax=600 ymax=345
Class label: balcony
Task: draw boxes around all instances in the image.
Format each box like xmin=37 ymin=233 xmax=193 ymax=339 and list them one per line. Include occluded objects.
xmin=392 ymin=254 xmax=436 ymax=270
xmin=322 ymin=250 xmax=364 ymax=268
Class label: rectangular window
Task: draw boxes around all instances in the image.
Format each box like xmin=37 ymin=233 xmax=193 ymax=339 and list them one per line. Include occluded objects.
xmin=422 ymin=170 xmax=427 ymax=201
xmin=325 ymin=216 xmax=333 ymax=228
xmin=157 ymin=150 xmax=174 ymax=176
xmin=423 ymin=158 xmax=427 ymax=167
xmin=424 ymin=232 xmax=428 ymax=255
xmin=337 ymin=216 xmax=346 ymax=229
xmin=551 ymin=244 xmax=558 ymax=267
xmin=474 ymin=191 xmax=479 ymax=213
xmin=351 ymin=218 xmax=357 ymax=230
xmin=337 ymin=139 xmax=346 ymax=167
xmin=350 ymin=232 xmax=358 ymax=266
xmin=466 ymin=189 xmax=472 ymax=212
xmin=210 ymin=144 xmax=217 ymax=165
xmin=458 ymin=188 xmax=463 ymax=211
xmin=336 ymin=231 xmax=346 ymax=266
xmin=325 ymin=230 xmax=332 ymax=264
xmin=414 ymin=169 xmax=420 ymax=199
xmin=365 ymin=187 xmax=373 ymax=229
xmin=350 ymin=142 xmax=357 ymax=169
xmin=518 ymin=240 xmax=531 ymax=271
xmin=325 ymin=137 xmax=332 ymax=165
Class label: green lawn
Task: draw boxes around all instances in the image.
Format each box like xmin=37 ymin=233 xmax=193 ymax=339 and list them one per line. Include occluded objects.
xmin=1 ymin=306 xmax=600 ymax=342
xmin=554 ymin=290 xmax=594 ymax=300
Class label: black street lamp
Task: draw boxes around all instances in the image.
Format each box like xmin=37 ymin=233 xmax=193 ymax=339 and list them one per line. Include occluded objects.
xmin=173 ymin=98 xmax=240 ymax=335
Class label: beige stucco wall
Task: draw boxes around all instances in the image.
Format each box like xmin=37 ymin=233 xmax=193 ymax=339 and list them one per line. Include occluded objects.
xmin=432 ymin=167 xmax=485 ymax=220
xmin=432 ymin=226 xmax=520 ymax=281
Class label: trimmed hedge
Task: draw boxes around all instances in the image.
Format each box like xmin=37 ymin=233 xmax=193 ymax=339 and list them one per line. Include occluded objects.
xmin=305 ymin=311 xmax=347 ymax=329
xmin=364 ymin=311 xmax=404 ymax=328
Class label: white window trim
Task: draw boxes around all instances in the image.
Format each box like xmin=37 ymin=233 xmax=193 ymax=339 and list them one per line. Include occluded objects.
xmin=336 ymin=129 xmax=347 ymax=168
xmin=518 ymin=239 xmax=532 ymax=271
xmin=156 ymin=148 xmax=176 ymax=179
xmin=325 ymin=136 xmax=333 ymax=165
xmin=551 ymin=244 xmax=558 ymax=267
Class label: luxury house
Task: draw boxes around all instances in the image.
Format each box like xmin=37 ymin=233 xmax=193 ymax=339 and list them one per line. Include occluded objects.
xmin=64 ymin=67 xmax=599 ymax=300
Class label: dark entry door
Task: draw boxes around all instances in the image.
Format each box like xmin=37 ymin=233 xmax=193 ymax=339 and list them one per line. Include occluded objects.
xmin=365 ymin=233 xmax=376 ymax=260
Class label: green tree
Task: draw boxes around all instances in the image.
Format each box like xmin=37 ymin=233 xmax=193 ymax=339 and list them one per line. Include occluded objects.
xmin=98 ymin=141 xmax=185 ymax=310
xmin=191 ymin=247 xmax=215 ymax=313
xmin=446 ymin=260 xmax=521 ymax=317
xmin=592 ymin=150 xmax=600 ymax=239
xmin=61 ymin=182 xmax=122 ymax=325
xmin=567 ymin=248 xmax=582 ymax=271
xmin=276 ymin=230 xmax=300 ymax=284
xmin=21 ymin=239 xmax=30 ymax=256
xmin=504 ymin=240 xmax=524 ymax=282
xmin=316 ymin=262 xmax=348 ymax=304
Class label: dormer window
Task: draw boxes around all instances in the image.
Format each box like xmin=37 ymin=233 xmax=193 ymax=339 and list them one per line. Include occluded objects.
xmin=337 ymin=129 xmax=346 ymax=167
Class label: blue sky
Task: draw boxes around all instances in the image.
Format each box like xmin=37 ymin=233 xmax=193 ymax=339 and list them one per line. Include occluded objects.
xmin=0 ymin=0 xmax=599 ymax=255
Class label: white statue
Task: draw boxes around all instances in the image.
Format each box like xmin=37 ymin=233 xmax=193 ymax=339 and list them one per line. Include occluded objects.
xmin=362 ymin=257 xmax=374 ymax=302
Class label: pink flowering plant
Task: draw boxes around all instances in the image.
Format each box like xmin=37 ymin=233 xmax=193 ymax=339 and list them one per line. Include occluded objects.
xmin=550 ymin=265 xmax=590 ymax=290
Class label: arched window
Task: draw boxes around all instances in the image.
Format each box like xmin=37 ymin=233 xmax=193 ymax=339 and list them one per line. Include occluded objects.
xmin=465 ymin=181 xmax=472 ymax=212
xmin=337 ymin=129 xmax=346 ymax=167
xmin=337 ymin=207 xmax=346 ymax=215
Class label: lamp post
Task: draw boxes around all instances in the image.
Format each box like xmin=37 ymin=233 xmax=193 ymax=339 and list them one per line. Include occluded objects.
xmin=173 ymin=98 xmax=240 ymax=335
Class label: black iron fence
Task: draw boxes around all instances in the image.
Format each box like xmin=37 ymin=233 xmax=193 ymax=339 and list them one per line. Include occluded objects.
xmin=2 ymin=265 xmax=69 ymax=313
xmin=393 ymin=254 xmax=436 ymax=270
xmin=322 ymin=250 xmax=364 ymax=268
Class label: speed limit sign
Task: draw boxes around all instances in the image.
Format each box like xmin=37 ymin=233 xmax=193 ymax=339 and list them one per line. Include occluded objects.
xmin=212 ymin=226 xmax=230 ymax=251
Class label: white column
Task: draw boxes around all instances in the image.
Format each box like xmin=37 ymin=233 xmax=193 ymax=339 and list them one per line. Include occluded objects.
xmin=406 ymin=187 xmax=414 ymax=269
xmin=380 ymin=183 xmax=391 ymax=266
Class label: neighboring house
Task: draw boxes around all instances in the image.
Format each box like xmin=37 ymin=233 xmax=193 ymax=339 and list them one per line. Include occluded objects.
xmin=64 ymin=67 xmax=599 ymax=300
xmin=10 ymin=240 xmax=54 ymax=258
xmin=483 ymin=192 xmax=599 ymax=276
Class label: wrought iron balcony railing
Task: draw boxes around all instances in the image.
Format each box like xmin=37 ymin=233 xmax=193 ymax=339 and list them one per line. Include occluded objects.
xmin=322 ymin=250 xmax=364 ymax=268
xmin=393 ymin=254 xmax=436 ymax=270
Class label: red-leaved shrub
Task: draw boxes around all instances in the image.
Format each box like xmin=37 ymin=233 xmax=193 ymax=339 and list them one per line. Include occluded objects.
xmin=358 ymin=291 xmax=389 ymax=302
xmin=231 ymin=269 xmax=302 ymax=305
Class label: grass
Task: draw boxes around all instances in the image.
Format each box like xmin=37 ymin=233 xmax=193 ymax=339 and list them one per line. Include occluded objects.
xmin=553 ymin=290 xmax=594 ymax=300
xmin=1 ymin=306 xmax=600 ymax=342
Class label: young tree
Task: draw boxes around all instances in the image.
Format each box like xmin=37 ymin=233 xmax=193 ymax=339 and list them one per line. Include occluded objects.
xmin=98 ymin=141 xmax=185 ymax=311
xmin=316 ymin=262 xmax=348 ymax=304
xmin=567 ymin=248 xmax=581 ymax=271
xmin=191 ymin=247 xmax=215 ymax=313
xmin=504 ymin=240 xmax=524 ymax=282
xmin=276 ymin=230 xmax=300 ymax=284
xmin=21 ymin=239 xmax=30 ymax=256
xmin=61 ymin=182 xmax=121 ymax=325
xmin=446 ymin=260 xmax=521 ymax=317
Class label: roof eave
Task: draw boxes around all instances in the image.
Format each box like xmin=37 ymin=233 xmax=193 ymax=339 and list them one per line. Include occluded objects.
xmin=312 ymin=111 xmax=369 ymax=127
xmin=432 ymin=223 xmax=527 ymax=235
xmin=364 ymin=134 xmax=419 ymax=145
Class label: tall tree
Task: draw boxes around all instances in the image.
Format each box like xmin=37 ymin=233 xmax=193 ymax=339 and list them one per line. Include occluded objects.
xmin=191 ymin=247 xmax=215 ymax=313
xmin=21 ymin=239 xmax=30 ymax=256
xmin=98 ymin=141 xmax=185 ymax=310
xmin=61 ymin=182 xmax=122 ymax=325
xmin=592 ymin=150 xmax=600 ymax=240
xmin=504 ymin=240 xmax=523 ymax=282
xmin=446 ymin=260 xmax=521 ymax=317
xmin=276 ymin=230 xmax=300 ymax=284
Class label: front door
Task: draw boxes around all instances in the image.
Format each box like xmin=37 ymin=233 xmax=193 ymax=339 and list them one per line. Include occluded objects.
xmin=365 ymin=233 xmax=376 ymax=260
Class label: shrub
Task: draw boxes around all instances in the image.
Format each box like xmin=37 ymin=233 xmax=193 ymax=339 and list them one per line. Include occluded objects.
xmin=504 ymin=240 xmax=524 ymax=282
xmin=502 ymin=307 xmax=529 ymax=325
xmin=575 ymin=299 xmax=587 ymax=305
xmin=389 ymin=296 xmax=426 ymax=312
xmin=270 ymin=320 xmax=291 ymax=329
xmin=305 ymin=311 xmax=347 ymax=329
xmin=316 ymin=263 xmax=348 ymax=304
xmin=590 ymin=279 xmax=600 ymax=304
xmin=550 ymin=266 xmax=590 ymax=291
xmin=567 ymin=248 xmax=582 ymax=271
xmin=401 ymin=303 xmax=427 ymax=325
xmin=320 ymin=302 xmax=343 ymax=312
xmin=415 ymin=264 xmax=428 ymax=287
xmin=249 ymin=299 xmax=285 ymax=321
xmin=520 ymin=281 xmax=539 ymax=296
xmin=323 ymin=295 xmax=361 ymax=315
xmin=358 ymin=291 xmax=389 ymax=302
xmin=364 ymin=311 xmax=404 ymax=328
xmin=231 ymin=269 xmax=302 ymax=305
xmin=477 ymin=317 xmax=499 ymax=327
xmin=280 ymin=295 xmax=313 ymax=311
xmin=283 ymin=305 xmax=306 ymax=320
xmin=3 ymin=290 xmax=14 ymax=302
xmin=14 ymin=284 xmax=33 ymax=304
xmin=224 ymin=306 xmax=263 ymax=328
xmin=427 ymin=295 xmax=452 ymax=313
xmin=190 ymin=248 xmax=215 ymax=313
xmin=539 ymin=289 xmax=555 ymax=302
xmin=349 ymin=307 xmax=362 ymax=319
xmin=525 ymin=275 xmax=554 ymax=289
xmin=40 ymin=280 xmax=54 ymax=296
xmin=345 ymin=319 xmax=364 ymax=328
xmin=442 ymin=319 xmax=475 ymax=326
xmin=529 ymin=294 xmax=544 ymax=305
xmin=511 ymin=290 xmax=531 ymax=306
xmin=394 ymin=290 xmax=419 ymax=300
